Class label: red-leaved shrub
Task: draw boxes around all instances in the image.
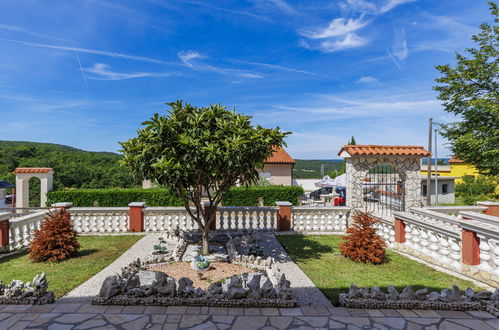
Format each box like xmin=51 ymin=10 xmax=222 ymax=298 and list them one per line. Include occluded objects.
xmin=339 ymin=211 xmax=387 ymax=264
xmin=29 ymin=209 xmax=80 ymax=262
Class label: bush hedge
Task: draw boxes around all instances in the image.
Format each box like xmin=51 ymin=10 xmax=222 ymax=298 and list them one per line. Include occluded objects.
xmin=46 ymin=188 xmax=183 ymax=207
xmin=221 ymin=186 xmax=304 ymax=206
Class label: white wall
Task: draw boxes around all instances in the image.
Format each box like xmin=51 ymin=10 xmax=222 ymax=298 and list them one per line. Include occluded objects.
xmin=293 ymin=179 xmax=320 ymax=192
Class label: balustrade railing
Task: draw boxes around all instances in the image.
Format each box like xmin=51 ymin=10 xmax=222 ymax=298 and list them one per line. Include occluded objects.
xmin=460 ymin=220 xmax=499 ymax=277
xmin=144 ymin=207 xmax=196 ymax=232
xmin=291 ymin=206 xmax=350 ymax=232
xmin=8 ymin=210 xmax=48 ymax=250
xmin=218 ymin=206 xmax=277 ymax=231
xmin=373 ymin=216 xmax=395 ymax=247
xmin=424 ymin=206 xmax=487 ymax=218
xmin=69 ymin=207 xmax=129 ymax=233
xmin=409 ymin=208 xmax=461 ymax=231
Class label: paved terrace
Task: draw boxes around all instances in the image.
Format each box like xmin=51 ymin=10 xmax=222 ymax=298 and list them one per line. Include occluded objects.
xmin=0 ymin=302 xmax=498 ymax=329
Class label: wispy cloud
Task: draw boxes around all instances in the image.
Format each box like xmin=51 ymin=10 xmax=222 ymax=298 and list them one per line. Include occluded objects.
xmin=301 ymin=16 xmax=368 ymax=39
xmin=264 ymin=0 xmax=298 ymax=15
xmin=356 ymin=76 xmax=378 ymax=84
xmin=178 ymin=50 xmax=263 ymax=78
xmin=84 ymin=63 xmax=175 ymax=80
xmin=386 ymin=49 xmax=403 ymax=71
xmin=184 ymin=1 xmax=271 ymax=21
xmin=320 ymin=33 xmax=368 ymax=52
xmin=0 ymin=24 xmax=67 ymax=41
xmin=341 ymin=0 xmax=417 ymax=15
xmin=379 ymin=0 xmax=417 ymax=14
xmin=228 ymin=59 xmax=317 ymax=75
xmin=392 ymin=29 xmax=408 ymax=60
xmin=0 ymin=38 xmax=176 ymax=65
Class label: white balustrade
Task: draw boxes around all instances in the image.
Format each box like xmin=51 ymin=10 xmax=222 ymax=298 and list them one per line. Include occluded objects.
xmin=409 ymin=208 xmax=461 ymax=231
xmin=373 ymin=217 xmax=395 ymax=247
xmin=69 ymin=208 xmax=129 ymax=234
xmin=144 ymin=207 xmax=196 ymax=232
xmin=291 ymin=207 xmax=350 ymax=232
xmin=218 ymin=207 xmax=277 ymax=231
xmin=8 ymin=211 xmax=48 ymax=250
xmin=460 ymin=220 xmax=499 ymax=277
xmin=424 ymin=206 xmax=487 ymax=218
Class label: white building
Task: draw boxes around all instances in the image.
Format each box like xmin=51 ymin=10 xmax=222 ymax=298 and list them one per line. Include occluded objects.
xmin=421 ymin=176 xmax=457 ymax=205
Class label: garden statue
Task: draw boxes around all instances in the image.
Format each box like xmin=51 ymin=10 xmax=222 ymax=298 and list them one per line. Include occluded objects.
xmin=191 ymin=254 xmax=211 ymax=278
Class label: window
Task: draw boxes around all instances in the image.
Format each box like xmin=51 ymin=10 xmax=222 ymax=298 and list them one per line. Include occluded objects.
xmin=422 ymin=184 xmax=427 ymax=196
xmin=442 ymin=184 xmax=448 ymax=194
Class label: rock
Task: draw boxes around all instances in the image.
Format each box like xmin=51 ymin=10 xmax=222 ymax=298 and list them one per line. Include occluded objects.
xmin=346 ymin=284 xmax=362 ymax=299
xmin=260 ymin=276 xmax=276 ymax=299
xmin=276 ymin=274 xmax=292 ymax=301
xmin=246 ymin=274 xmax=262 ymax=300
xmin=32 ymin=273 xmax=48 ymax=295
xmin=177 ymin=277 xmax=194 ymax=298
xmin=0 ymin=280 xmax=5 ymax=296
xmin=451 ymin=285 xmax=463 ymax=302
xmin=415 ymin=288 xmax=428 ymax=300
xmin=225 ymin=276 xmax=245 ymax=299
xmin=152 ymin=273 xmax=176 ymax=297
xmin=129 ymin=287 xmax=145 ymax=297
xmin=207 ymin=282 xmax=223 ymax=298
xmin=126 ymin=275 xmax=140 ymax=291
xmin=465 ymin=288 xmax=475 ymax=299
xmin=439 ymin=289 xmax=453 ymax=302
xmin=428 ymin=292 xmax=440 ymax=301
xmin=474 ymin=291 xmax=493 ymax=301
xmin=370 ymin=286 xmax=386 ymax=301
xmin=387 ymin=286 xmax=399 ymax=300
xmin=99 ymin=276 xmax=121 ymax=299
xmin=491 ymin=289 xmax=499 ymax=302
xmin=400 ymin=287 xmax=415 ymax=300
xmin=138 ymin=270 xmax=160 ymax=287
xmin=358 ymin=287 xmax=369 ymax=299
xmin=21 ymin=282 xmax=35 ymax=298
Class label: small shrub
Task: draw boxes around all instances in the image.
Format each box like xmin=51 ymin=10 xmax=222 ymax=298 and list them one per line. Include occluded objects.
xmin=456 ymin=175 xmax=497 ymax=196
xmin=339 ymin=211 xmax=387 ymax=264
xmin=29 ymin=209 xmax=80 ymax=262
xmin=221 ymin=186 xmax=304 ymax=206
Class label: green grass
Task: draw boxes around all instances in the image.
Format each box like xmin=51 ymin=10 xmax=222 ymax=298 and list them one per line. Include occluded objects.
xmin=440 ymin=196 xmax=467 ymax=206
xmin=277 ymin=235 xmax=482 ymax=304
xmin=0 ymin=235 xmax=143 ymax=297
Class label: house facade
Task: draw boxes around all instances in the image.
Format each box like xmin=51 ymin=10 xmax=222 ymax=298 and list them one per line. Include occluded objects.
xmin=258 ymin=147 xmax=295 ymax=186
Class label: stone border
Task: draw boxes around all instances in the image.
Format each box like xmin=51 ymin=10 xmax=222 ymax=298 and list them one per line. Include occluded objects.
xmin=0 ymin=292 xmax=54 ymax=305
xmin=0 ymin=273 xmax=54 ymax=305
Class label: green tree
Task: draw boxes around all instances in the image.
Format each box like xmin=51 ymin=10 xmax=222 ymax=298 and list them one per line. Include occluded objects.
xmin=120 ymin=101 xmax=289 ymax=254
xmin=349 ymin=136 xmax=356 ymax=145
xmin=434 ymin=1 xmax=499 ymax=175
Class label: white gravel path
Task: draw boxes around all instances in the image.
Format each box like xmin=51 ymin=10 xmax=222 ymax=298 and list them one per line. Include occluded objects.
xmin=59 ymin=233 xmax=163 ymax=302
xmin=258 ymin=232 xmax=333 ymax=307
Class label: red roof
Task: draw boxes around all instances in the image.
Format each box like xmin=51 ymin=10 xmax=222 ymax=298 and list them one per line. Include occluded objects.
xmin=13 ymin=167 xmax=53 ymax=174
xmin=448 ymin=156 xmax=465 ymax=163
xmin=264 ymin=147 xmax=295 ymax=164
xmin=338 ymin=145 xmax=430 ymax=157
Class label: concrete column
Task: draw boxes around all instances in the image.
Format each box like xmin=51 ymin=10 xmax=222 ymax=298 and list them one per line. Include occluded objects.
xmin=276 ymin=201 xmax=292 ymax=231
xmin=0 ymin=213 xmax=10 ymax=252
xmin=203 ymin=201 xmax=216 ymax=230
xmin=462 ymin=229 xmax=480 ymax=265
xmin=394 ymin=218 xmax=406 ymax=243
xmin=15 ymin=176 xmax=29 ymax=208
xmin=40 ymin=175 xmax=53 ymax=207
xmin=128 ymin=202 xmax=145 ymax=232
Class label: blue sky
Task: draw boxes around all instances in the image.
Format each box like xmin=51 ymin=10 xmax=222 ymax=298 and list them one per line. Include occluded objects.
xmin=0 ymin=0 xmax=492 ymax=159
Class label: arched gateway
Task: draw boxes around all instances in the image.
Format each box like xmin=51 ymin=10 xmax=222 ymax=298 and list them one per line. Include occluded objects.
xmin=13 ymin=168 xmax=54 ymax=208
xmin=338 ymin=145 xmax=430 ymax=215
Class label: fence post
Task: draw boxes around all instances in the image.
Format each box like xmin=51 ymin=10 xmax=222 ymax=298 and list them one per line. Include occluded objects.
xmin=51 ymin=202 xmax=73 ymax=211
xmin=276 ymin=201 xmax=292 ymax=231
xmin=0 ymin=213 xmax=10 ymax=252
xmin=128 ymin=202 xmax=145 ymax=232
xmin=394 ymin=217 xmax=406 ymax=243
xmin=203 ymin=202 xmax=216 ymax=230
xmin=477 ymin=201 xmax=499 ymax=217
xmin=462 ymin=228 xmax=480 ymax=265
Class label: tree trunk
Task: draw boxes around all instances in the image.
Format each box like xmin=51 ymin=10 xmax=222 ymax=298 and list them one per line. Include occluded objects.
xmin=202 ymin=227 xmax=210 ymax=255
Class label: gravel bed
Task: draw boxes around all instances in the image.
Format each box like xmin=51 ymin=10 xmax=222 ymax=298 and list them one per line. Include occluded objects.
xmin=257 ymin=232 xmax=333 ymax=307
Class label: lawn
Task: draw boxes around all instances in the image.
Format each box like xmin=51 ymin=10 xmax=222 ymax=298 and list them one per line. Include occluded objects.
xmin=0 ymin=235 xmax=143 ymax=297
xmin=277 ymin=235 xmax=482 ymax=304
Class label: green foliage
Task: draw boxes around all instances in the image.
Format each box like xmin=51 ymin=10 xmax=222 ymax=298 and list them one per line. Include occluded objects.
xmin=46 ymin=188 xmax=182 ymax=207
xmin=456 ymin=175 xmax=497 ymax=196
xmin=348 ymin=136 xmax=356 ymax=145
xmin=433 ymin=2 xmax=499 ymax=175
xmin=221 ymin=186 xmax=304 ymax=206
xmin=153 ymin=237 xmax=169 ymax=254
xmin=327 ymin=170 xmax=345 ymax=179
xmin=293 ymin=159 xmax=343 ymax=179
xmin=0 ymin=141 xmax=138 ymax=206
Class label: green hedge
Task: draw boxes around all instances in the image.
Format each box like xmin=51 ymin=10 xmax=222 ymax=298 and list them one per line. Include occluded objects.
xmin=46 ymin=188 xmax=183 ymax=207
xmin=222 ymin=186 xmax=304 ymax=206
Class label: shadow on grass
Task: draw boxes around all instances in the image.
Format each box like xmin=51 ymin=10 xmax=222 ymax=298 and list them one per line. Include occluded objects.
xmin=277 ymin=235 xmax=333 ymax=262
xmin=0 ymin=248 xmax=99 ymax=263
xmin=76 ymin=249 xmax=99 ymax=258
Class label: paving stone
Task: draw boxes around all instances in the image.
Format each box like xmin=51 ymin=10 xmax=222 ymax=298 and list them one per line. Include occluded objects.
xmin=260 ymin=327 xmax=278 ymax=330
xmin=8 ymin=320 xmax=31 ymax=330
xmin=21 ymin=313 xmax=40 ymax=321
xmin=105 ymin=305 xmax=123 ymax=313
xmin=279 ymin=308 xmax=303 ymax=316
xmin=29 ymin=304 xmax=56 ymax=313
xmin=314 ymin=306 xmax=330 ymax=316
xmin=300 ymin=306 xmax=318 ymax=316
xmin=48 ymin=323 xmax=75 ymax=330
xmin=413 ymin=309 xmax=441 ymax=318
xmin=269 ymin=316 xmax=294 ymax=329
xmin=209 ymin=307 xmax=227 ymax=315
xmin=439 ymin=320 xmax=469 ymax=330
xmin=231 ymin=316 xmax=268 ymax=330
xmin=200 ymin=306 xmax=210 ymax=314
xmin=466 ymin=310 xmax=495 ymax=318
xmin=52 ymin=303 xmax=82 ymax=313
xmin=212 ymin=315 xmax=235 ymax=324
xmin=485 ymin=319 xmax=499 ymax=329
xmin=162 ymin=323 xmax=178 ymax=330
xmin=189 ymin=320 xmax=218 ymax=330
xmin=147 ymin=325 xmax=164 ymax=330
xmin=217 ymin=324 xmax=231 ymax=330
xmin=244 ymin=307 xmax=260 ymax=315
xmin=450 ymin=318 xmax=497 ymax=330
xmin=227 ymin=307 xmax=245 ymax=315
xmin=121 ymin=316 xmax=150 ymax=330
xmin=436 ymin=310 xmax=471 ymax=318
xmin=1 ymin=305 xmax=32 ymax=313
xmin=379 ymin=309 xmax=401 ymax=317
xmin=29 ymin=313 xmax=62 ymax=327
xmin=167 ymin=314 xmax=182 ymax=323
xmin=0 ymin=314 xmax=24 ymax=329
xmin=406 ymin=321 xmax=424 ymax=330
xmin=346 ymin=308 xmax=369 ymax=317
xmin=290 ymin=325 xmax=313 ymax=330
xmin=0 ymin=313 xmax=11 ymax=321
xmin=372 ymin=322 xmax=389 ymax=330
xmin=144 ymin=306 xmax=168 ymax=314
xmin=151 ymin=314 xmax=167 ymax=324
xmin=76 ymin=304 xmax=106 ymax=314
xmin=372 ymin=317 xmax=406 ymax=329
xmin=327 ymin=307 xmax=351 ymax=316
xmin=366 ymin=309 xmax=384 ymax=317
xmin=55 ymin=313 xmax=95 ymax=324
xmin=186 ymin=306 xmax=201 ymax=314
xmin=328 ymin=320 xmax=346 ymax=329
xmin=298 ymin=316 xmax=328 ymax=327
xmin=333 ymin=316 xmax=370 ymax=328
xmin=103 ymin=314 xmax=143 ymax=325
xmin=74 ymin=317 xmax=109 ymax=329
xmin=179 ymin=315 xmax=210 ymax=328
xmin=260 ymin=308 xmax=280 ymax=316
xmin=406 ymin=317 xmax=441 ymax=325
xmin=396 ymin=309 xmax=418 ymax=317
xmin=167 ymin=306 xmax=187 ymax=314
xmin=121 ymin=305 xmax=146 ymax=314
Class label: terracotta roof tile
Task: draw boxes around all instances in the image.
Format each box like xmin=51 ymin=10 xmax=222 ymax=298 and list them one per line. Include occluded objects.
xmin=338 ymin=145 xmax=430 ymax=157
xmin=13 ymin=167 xmax=54 ymax=174
xmin=264 ymin=147 xmax=295 ymax=164
xmin=448 ymin=156 xmax=465 ymax=163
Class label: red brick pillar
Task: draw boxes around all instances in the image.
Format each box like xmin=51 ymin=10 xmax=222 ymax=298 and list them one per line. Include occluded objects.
xmin=0 ymin=213 xmax=10 ymax=252
xmin=462 ymin=229 xmax=480 ymax=265
xmin=128 ymin=202 xmax=145 ymax=232
xmin=276 ymin=202 xmax=292 ymax=231
xmin=394 ymin=217 xmax=406 ymax=243
xmin=203 ymin=202 xmax=216 ymax=230
xmin=477 ymin=202 xmax=499 ymax=217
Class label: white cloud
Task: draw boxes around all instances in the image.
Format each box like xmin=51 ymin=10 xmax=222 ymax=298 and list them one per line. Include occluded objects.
xmin=356 ymin=76 xmax=378 ymax=84
xmin=320 ymin=33 xmax=368 ymax=52
xmin=341 ymin=0 xmax=417 ymax=15
xmin=266 ymin=0 xmax=297 ymax=15
xmin=379 ymin=0 xmax=417 ymax=14
xmin=0 ymin=24 xmax=67 ymax=41
xmin=84 ymin=63 xmax=174 ymax=80
xmin=392 ymin=29 xmax=408 ymax=60
xmin=228 ymin=59 xmax=317 ymax=75
xmin=301 ymin=16 xmax=368 ymax=39
xmin=184 ymin=1 xmax=271 ymax=21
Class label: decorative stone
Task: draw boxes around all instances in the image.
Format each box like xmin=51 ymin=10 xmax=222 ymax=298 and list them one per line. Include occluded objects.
xmin=387 ymin=286 xmax=399 ymax=300
xmin=177 ymin=277 xmax=195 ymax=298
xmin=414 ymin=288 xmax=428 ymax=300
xmin=152 ymin=273 xmax=176 ymax=297
xmin=428 ymin=291 xmax=440 ymax=301
xmin=370 ymin=286 xmax=386 ymax=301
xmin=400 ymin=286 xmax=415 ymax=300
xmin=474 ymin=291 xmax=493 ymax=301
xmin=99 ymin=276 xmax=121 ymax=299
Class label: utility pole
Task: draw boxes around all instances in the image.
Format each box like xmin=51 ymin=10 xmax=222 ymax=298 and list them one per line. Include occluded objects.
xmin=434 ymin=128 xmax=438 ymax=205
xmin=426 ymin=118 xmax=432 ymax=206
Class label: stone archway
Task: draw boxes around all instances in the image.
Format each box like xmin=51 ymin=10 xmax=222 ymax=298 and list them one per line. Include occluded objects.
xmin=338 ymin=145 xmax=430 ymax=213
xmin=13 ymin=168 xmax=54 ymax=208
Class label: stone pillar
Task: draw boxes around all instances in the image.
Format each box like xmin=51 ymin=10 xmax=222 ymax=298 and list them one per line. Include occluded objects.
xmin=394 ymin=218 xmax=406 ymax=243
xmin=276 ymin=201 xmax=292 ymax=231
xmin=203 ymin=202 xmax=216 ymax=230
xmin=0 ymin=213 xmax=10 ymax=252
xmin=40 ymin=175 xmax=53 ymax=207
xmin=462 ymin=229 xmax=480 ymax=265
xmin=51 ymin=202 xmax=72 ymax=211
xmin=15 ymin=176 xmax=29 ymax=208
xmin=128 ymin=202 xmax=145 ymax=232
xmin=477 ymin=201 xmax=499 ymax=217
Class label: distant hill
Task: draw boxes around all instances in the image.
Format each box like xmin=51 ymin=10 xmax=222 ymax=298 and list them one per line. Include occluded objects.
xmin=293 ymin=159 xmax=344 ymax=179
xmin=0 ymin=141 xmax=139 ymax=206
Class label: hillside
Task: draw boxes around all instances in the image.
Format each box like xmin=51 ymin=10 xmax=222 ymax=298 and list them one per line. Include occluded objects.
xmin=0 ymin=141 xmax=139 ymax=206
xmin=293 ymin=159 xmax=344 ymax=179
